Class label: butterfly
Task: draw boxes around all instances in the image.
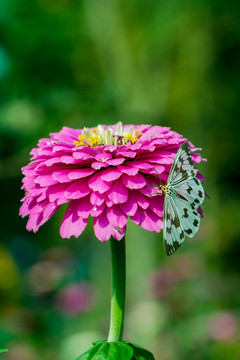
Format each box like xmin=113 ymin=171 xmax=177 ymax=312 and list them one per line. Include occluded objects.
xmin=151 ymin=142 xmax=205 ymax=256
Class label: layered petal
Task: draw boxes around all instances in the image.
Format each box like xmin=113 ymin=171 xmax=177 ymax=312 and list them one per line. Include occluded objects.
xmin=60 ymin=201 xmax=88 ymax=238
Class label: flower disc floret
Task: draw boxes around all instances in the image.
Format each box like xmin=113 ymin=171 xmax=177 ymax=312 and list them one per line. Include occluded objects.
xmin=75 ymin=123 xmax=142 ymax=148
xmin=20 ymin=122 xmax=206 ymax=242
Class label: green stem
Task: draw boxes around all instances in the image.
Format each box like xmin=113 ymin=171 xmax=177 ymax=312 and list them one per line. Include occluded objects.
xmin=107 ymin=236 xmax=126 ymax=342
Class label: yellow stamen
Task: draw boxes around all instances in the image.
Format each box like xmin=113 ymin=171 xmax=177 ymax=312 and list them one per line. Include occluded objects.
xmin=73 ymin=123 xmax=142 ymax=148
xmin=124 ymin=133 xmax=139 ymax=144
xmin=87 ymin=133 xmax=101 ymax=148
xmin=74 ymin=135 xmax=87 ymax=147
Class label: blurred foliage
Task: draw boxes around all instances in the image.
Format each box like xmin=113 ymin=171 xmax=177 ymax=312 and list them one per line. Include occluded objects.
xmin=0 ymin=0 xmax=240 ymax=359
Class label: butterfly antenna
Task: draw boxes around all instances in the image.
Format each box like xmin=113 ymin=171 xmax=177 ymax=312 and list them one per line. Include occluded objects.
xmin=150 ymin=162 xmax=163 ymax=186
xmin=141 ymin=163 xmax=163 ymax=194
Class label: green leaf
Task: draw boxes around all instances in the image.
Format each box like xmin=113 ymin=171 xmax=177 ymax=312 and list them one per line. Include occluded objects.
xmin=92 ymin=340 xmax=107 ymax=346
xmin=75 ymin=341 xmax=133 ymax=360
xmin=123 ymin=341 xmax=155 ymax=360
xmin=75 ymin=342 xmax=103 ymax=359
xmin=97 ymin=342 xmax=133 ymax=360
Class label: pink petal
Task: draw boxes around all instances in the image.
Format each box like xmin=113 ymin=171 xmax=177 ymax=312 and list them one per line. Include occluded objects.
xmin=118 ymin=151 xmax=136 ymax=158
xmin=73 ymin=147 xmax=97 ymax=158
xmin=142 ymin=156 xmax=173 ymax=165
xmin=73 ymin=150 xmax=96 ymax=161
xmin=45 ymin=157 xmax=63 ymax=166
xmin=22 ymin=160 xmax=42 ymax=175
xmin=34 ymin=174 xmax=58 ymax=186
xmin=48 ymin=183 xmax=69 ymax=204
xmin=192 ymin=154 xmax=207 ymax=163
xmin=107 ymin=158 xmax=125 ymax=166
xmin=26 ymin=213 xmax=43 ymax=232
xmin=36 ymin=188 xmax=48 ymax=202
xmin=105 ymin=145 xmax=117 ymax=152
xmin=90 ymin=192 xmax=106 ymax=206
xmin=64 ymin=180 xmax=91 ymax=199
xmin=134 ymin=191 xmax=150 ymax=209
xmin=122 ymin=173 xmax=146 ymax=189
xmin=108 ymin=180 xmax=129 ymax=204
xmin=93 ymin=209 xmax=113 ymax=241
xmin=95 ymin=153 xmax=112 ymax=162
xmin=20 ymin=197 xmax=38 ymax=217
xmin=148 ymin=195 xmax=164 ymax=217
xmin=26 ymin=197 xmax=42 ymax=214
xmin=130 ymin=209 xmax=141 ymax=224
xmin=147 ymin=164 xmax=166 ymax=177
xmin=22 ymin=175 xmax=35 ymax=188
xmin=112 ymin=226 xmax=126 ymax=240
xmin=120 ymin=192 xmax=138 ymax=216
xmin=60 ymin=201 xmax=88 ymax=238
xmin=127 ymin=161 xmax=153 ymax=170
xmin=118 ymin=165 xmax=139 ymax=176
xmin=52 ymin=170 xmax=73 ymax=183
xmin=88 ymin=172 xmax=112 ymax=193
xmin=42 ymin=203 xmax=59 ymax=220
xmin=91 ymin=161 xmax=109 ymax=170
xmin=52 ymin=126 xmax=80 ymax=143
xmin=91 ymin=203 xmax=105 ymax=217
xmin=77 ymin=195 xmax=93 ymax=218
xmin=19 ymin=201 xmax=30 ymax=218
xmin=61 ymin=155 xmax=78 ymax=164
xmin=106 ymin=198 xmax=114 ymax=207
xmin=131 ymin=208 xmax=162 ymax=232
xmin=26 ymin=201 xmax=59 ymax=231
xmin=68 ymin=168 xmax=95 ymax=180
xmin=107 ymin=206 xmax=128 ymax=228
xmin=197 ymin=172 xmax=207 ymax=181
xmin=101 ymin=169 xmax=122 ymax=182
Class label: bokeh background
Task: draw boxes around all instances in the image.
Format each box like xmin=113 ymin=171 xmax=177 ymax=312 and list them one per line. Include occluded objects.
xmin=0 ymin=1 xmax=240 ymax=359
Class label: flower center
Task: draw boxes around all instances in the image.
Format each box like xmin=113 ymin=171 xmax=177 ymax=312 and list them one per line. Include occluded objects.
xmin=73 ymin=135 xmax=87 ymax=147
xmin=74 ymin=122 xmax=142 ymax=148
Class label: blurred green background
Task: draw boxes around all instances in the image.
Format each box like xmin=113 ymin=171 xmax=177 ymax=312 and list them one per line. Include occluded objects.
xmin=0 ymin=0 xmax=240 ymax=359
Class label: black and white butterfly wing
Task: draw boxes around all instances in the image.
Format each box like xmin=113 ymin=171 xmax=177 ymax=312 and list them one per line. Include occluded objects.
xmin=169 ymin=142 xmax=205 ymax=209
xmin=163 ymin=195 xmax=185 ymax=256
xmin=168 ymin=142 xmax=196 ymax=186
xmin=173 ymin=177 xmax=205 ymax=209
xmin=173 ymin=197 xmax=201 ymax=238
xmin=163 ymin=195 xmax=201 ymax=255
xmin=161 ymin=142 xmax=205 ymax=255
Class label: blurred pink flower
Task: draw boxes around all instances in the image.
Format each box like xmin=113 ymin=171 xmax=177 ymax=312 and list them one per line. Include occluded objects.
xmin=6 ymin=344 xmax=37 ymax=360
xmin=151 ymin=266 xmax=180 ymax=298
xmin=151 ymin=253 xmax=204 ymax=298
xmin=208 ymin=311 xmax=238 ymax=341
xmin=20 ymin=122 xmax=205 ymax=241
xmin=55 ymin=283 xmax=92 ymax=315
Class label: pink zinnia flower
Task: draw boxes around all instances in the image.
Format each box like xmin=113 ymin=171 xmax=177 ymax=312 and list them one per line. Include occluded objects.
xmin=20 ymin=122 xmax=205 ymax=241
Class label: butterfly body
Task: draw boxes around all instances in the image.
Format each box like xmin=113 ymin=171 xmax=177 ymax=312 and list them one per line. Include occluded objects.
xmin=155 ymin=142 xmax=205 ymax=256
xmin=159 ymin=185 xmax=179 ymax=198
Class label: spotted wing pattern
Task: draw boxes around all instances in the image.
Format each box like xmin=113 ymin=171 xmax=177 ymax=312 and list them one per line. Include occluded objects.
xmin=173 ymin=177 xmax=204 ymax=209
xmin=172 ymin=197 xmax=201 ymax=237
xmin=168 ymin=142 xmax=196 ymax=186
xmin=162 ymin=142 xmax=205 ymax=255
xmin=163 ymin=195 xmax=185 ymax=256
